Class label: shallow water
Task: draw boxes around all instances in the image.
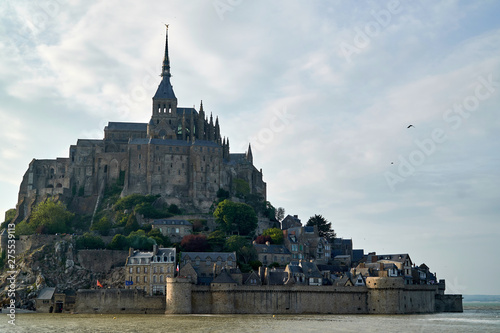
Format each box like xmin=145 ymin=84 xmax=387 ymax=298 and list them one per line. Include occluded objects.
xmin=2 ymin=306 xmax=499 ymax=333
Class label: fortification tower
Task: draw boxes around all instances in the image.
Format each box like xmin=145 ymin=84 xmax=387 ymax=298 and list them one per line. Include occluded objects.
xmin=166 ymin=277 xmax=192 ymax=314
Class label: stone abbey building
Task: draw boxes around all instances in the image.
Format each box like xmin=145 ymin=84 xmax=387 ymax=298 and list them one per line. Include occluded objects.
xmin=15 ymin=28 xmax=266 ymax=221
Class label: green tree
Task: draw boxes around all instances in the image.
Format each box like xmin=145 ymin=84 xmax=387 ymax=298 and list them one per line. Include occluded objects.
xmin=233 ymin=178 xmax=250 ymax=198
xmin=249 ymin=260 xmax=263 ymax=271
xmin=124 ymin=214 xmax=140 ymax=235
xmin=224 ymin=235 xmax=256 ymax=264
xmin=306 ymin=214 xmax=336 ymax=240
xmin=126 ymin=230 xmax=155 ymax=250
xmin=76 ymin=233 xmax=105 ymax=249
xmin=90 ymin=216 xmax=113 ymax=236
xmin=207 ymin=230 xmax=226 ymax=251
xmin=14 ymin=220 xmax=35 ymax=237
xmin=262 ymin=227 xmax=284 ymax=244
xmin=1 ymin=208 xmax=16 ymax=229
xmin=30 ymin=199 xmax=74 ymax=234
xmin=147 ymin=229 xmax=171 ymax=247
xmin=213 ymin=200 xmax=257 ymax=236
xmin=167 ymin=204 xmax=181 ymax=215
xmin=108 ymin=234 xmax=129 ymax=250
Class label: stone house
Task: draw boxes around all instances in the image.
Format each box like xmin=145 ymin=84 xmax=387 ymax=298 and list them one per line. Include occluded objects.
xmin=283 ymin=226 xmax=331 ymax=263
xmin=180 ymin=251 xmax=237 ymax=281
xmin=331 ymin=238 xmax=353 ymax=259
xmin=35 ymin=288 xmax=75 ymax=313
xmin=300 ymin=261 xmax=324 ymax=286
xmin=35 ymin=287 xmax=56 ymax=313
xmin=281 ymin=214 xmax=302 ymax=230
xmin=151 ymin=219 xmax=193 ymax=242
xmin=253 ymin=241 xmax=291 ymax=266
xmin=125 ymin=245 xmax=176 ymax=295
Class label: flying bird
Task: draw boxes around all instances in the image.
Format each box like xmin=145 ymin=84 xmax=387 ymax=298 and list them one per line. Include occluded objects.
xmin=407 ymin=125 xmax=415 ymax=128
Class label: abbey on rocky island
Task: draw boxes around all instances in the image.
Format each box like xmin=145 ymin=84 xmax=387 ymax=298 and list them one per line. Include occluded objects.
xmin=14 ymin=27 xmax=266 ymax=222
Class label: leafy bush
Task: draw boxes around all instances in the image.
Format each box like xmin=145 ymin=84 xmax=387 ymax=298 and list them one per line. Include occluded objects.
xmin=90 ymin=217 xmax=113 ymax=236
xmin=181 ymin=234 xmax=209 ymax=252
xmin=262 ymin=228 xmax=284 ymax=245
xmin=108 ymin=234 xmax=129 ymax=250
xmin=114 ymin=194 xmax=158 ymax=211
xmin=76 ymin=233 xmax=106 ymax=249
xmin=29 ymin=199 xmax=74 ymax=235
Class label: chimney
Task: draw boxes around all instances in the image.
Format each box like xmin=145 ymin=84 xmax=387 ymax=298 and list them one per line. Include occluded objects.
xmin=293 ymin=215 xmax=298 ymax=218
xmin=153 ymin=244 xmax=158 ymax=255
xmin=129 ymin=247 xmax=134 ymax=257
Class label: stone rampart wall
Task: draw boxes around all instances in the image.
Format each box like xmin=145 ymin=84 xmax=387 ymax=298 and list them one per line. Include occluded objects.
xmin=75 ymin=289 xmax=165 ymax=314
xmin=77 ymin=249 xmax=129 ymax=273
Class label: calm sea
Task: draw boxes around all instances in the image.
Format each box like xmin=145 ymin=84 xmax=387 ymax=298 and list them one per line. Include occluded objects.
xmin=2 ymin=303 xmax=499 ymax=333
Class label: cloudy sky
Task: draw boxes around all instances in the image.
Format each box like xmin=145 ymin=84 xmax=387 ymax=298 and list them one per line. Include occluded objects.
xmin=1 ymin=0 xmax=499 ymax=295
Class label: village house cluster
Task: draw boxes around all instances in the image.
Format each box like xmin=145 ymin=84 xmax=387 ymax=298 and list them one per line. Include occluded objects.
xmin=122 ymin=214 xmax=441 ymax=296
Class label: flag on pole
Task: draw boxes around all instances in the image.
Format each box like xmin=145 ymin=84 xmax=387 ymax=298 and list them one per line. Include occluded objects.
xmin=97 ymin=280 xmax=103 ymax=288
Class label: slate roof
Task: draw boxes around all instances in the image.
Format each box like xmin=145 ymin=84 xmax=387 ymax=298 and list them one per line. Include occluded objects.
xmin=106 ymin=122 xmax=147 ymax=131
xmin=212 ymin=270 xmax=237 ymax=284
xmin=267 ymin=269 xmax=288 ymax=285
xmin=176 ymin=107 xmax=198 ymax=116
xmin=153 ymin=77 xmax=176 ymax=99
xmin=226 ymin=153 xmax=251 ymax=165
xmin=300 ymin=261 xmax=323 ymax=279
xmin=374 ymin=253 xmax=410 ymax=264
xmin=181 ymin=252 xmax=236 ymax=262
xmin=129 ymin=247 xmax=175 ymax=261
xmin=128 ymin=138 xmax=221 ymax=148
xmin=287 ymin=265 xmax=304 ymax=275
xmin=37 ymin=287 xmax=56 ymax=300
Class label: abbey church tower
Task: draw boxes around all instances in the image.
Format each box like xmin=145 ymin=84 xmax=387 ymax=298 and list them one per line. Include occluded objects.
xmin=14 ymin=26 xmax=267 ymax=221
xmin=148 ymin=25 xmax=179 ymax=140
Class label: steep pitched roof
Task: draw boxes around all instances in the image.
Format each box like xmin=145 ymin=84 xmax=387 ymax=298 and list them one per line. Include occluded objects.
xmin=106 ymin=122 xmax=147 ymax=131
xmin=212 ymin=269 xmax=237 ymax=284
xmin=37 ymin=287 xmax=56 ymax=300
xmin=181 ymin=252 xmax=236 ymax=262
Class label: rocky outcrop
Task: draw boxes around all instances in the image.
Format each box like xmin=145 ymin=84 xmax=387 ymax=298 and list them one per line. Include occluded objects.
xmin=0 ymin=236 xmax=126 ymax=310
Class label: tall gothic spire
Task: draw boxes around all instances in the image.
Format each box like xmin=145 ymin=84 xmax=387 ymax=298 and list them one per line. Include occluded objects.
xmin=161 ymin=24 xmax=171 ymax=78
xmin=153 ymin=25 xmax=176 ymax=100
